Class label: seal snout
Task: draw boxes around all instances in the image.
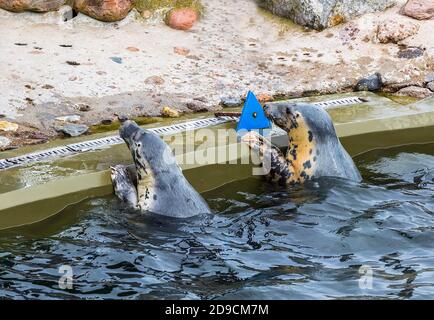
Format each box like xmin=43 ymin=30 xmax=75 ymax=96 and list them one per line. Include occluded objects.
xmin=119 ymin=120 xmax=142 ymax=147
xmin=263 ymin=103 xmax=293 ymax=131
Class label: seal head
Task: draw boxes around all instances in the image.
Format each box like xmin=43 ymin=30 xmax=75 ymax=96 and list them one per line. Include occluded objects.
xmin=115 ymin=120 xmax=211 ymax=217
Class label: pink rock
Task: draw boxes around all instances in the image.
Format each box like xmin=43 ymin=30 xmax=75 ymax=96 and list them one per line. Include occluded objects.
xmin=166 ymin=8 xmax=198 ymax=31
xmin=401 ymin=0 xmax=434 ymax=20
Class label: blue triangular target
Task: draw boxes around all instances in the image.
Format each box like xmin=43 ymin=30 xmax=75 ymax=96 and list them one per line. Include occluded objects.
xmin=236 ymin=91 xmax=271 ymax=133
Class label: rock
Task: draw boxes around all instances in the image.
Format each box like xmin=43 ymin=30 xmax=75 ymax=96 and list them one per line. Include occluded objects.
xmin=161 ymin=106 xmax=180 ymax=118
xmin=76 ymin=103 xmax=91 ymax=112
xmin=74 ymin=0 xmax=133 ymax=22
xmin=55 ymin=124 xmax=89 ymax=137
xmin=101 ymin=119 xmax=113 ymax=125
xmin=186 ymin=101 xmax=208 ymax=112
xmin=397 ymin=47 xmax=424 ymax=58
xmin=0 ymin=0 xmax=65 ymax=12
xmin=56 ymin=115 xmax=81 ymax=123
xmin=355 ymin=73 xmax=383 ymax=91
xmin=126 ymin=46 xmax=139 ymax=52
xmin=117 ymin=114 xmax=129 ymax=122
xmin=110 ymin=57 xmax=123 ymax=64
xmin=140 ymin=9 xmax=151 ymax=19
xmin=400 ymin=0 xmax=434 ymax=20
xmin=29 ymin=131 xmax=48 ymax=140
xmin=145 ymin=76 xmax=165 ymax=85
xmin=257 ymin=93 xmax=273 ymax=103
xmin=396 ymin=86 xmax=433 ymax=98
xmin=166 ymin=8 xmax=198 ymax=30
xmin=174 ymin=47 xmax=191 ymax=56
xmin=0 ymin=120 xmax=19 ymax=132
xmin=257 ymin=0 xmax=395 ymax=30
xmin=376 ymin=19 xmax=420 ymax=43
xmin=427 ymin=82 xmax=434 ymax=92
xmin=220 ymin=96 xmax=242 ymax=107
xmin=425 ymin=73 xmax=434 ymax=83
xmin=0 ymin=136 xmax=11 ymax=149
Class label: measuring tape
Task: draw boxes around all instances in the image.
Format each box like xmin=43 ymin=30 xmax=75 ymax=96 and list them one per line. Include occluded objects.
xmin=0 ymin=96 xmax=366 ymax=171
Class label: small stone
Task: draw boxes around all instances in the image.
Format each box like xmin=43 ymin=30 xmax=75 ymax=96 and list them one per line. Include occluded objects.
xmin=110 ymin=57 xmax=123 ymax=64
xmin=117 ymin=114 xmax=129 ymax=122
xmin=398 ymin=47 xmax=424 ymax=59
xmin=41 ymin=84 xmax=54 ymax=89
xmin=0 ymin=136 xmax=11 ymax=149
xmin=56 ymin=115 xmax=81 ymax=123
xmin=69 ymin=76 xmax=78 ymax=81
xmin=126 ymin=46 xmax=139 ymax=52
xmin=0 ymin=120 xmax=19 ymax=132
xmin=166 ymin=8 xmax=198 ymax=31
xmin=220 ymin=96 xmax=242 ymax=107
xmin=55 ymin=124 xmax=89 ymax=137
xmin=101 ymin=119 xmax=113 ymax=125
xmin=376 ymin=19 xmax=419 ymax=44
xmin=77 ymin=104 xmax=91 ymax=112
xmin=66 ymin=61 xmax=80 ymax=66
xmin=256 ymin=93 xmax=273 ymax=103
xmin=400 ymin=0 xmax=434 ymax=20
xmin=174 ymin=47 xmax=191 ymax=56
xmin=145 ymin=75 xmax=165 ymax=85
xmin=141 ymin=10 xmax=151 ymax=19
xmin=425 ymin=73 xmax=434 ymax=83
xmin=427 ymin=82 xmax=434 ymax=92
xmin=355 ymin=73 xmax=383 ymax=91
xmin=186 ymin=101 xmax=207 ymax=112
xmin=162 ymin=106 xmax=180 ymax=118
xmin=29 ymin=131 xmax=48 ymax=140
xmin=396 ymin=86 xmax=433 ymax=99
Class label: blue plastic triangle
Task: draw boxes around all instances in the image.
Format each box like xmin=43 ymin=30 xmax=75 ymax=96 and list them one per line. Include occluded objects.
xmin=236 ymin=91 xmax=271 ymax=133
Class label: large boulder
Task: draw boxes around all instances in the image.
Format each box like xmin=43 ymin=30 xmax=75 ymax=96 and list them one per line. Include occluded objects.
xmin=258 ymin=0 xmax=396 ymax=30
xmin=0 ymin=0 xmax=66 ymax=12
xmin=400 ymin=0 xmax=434 ymax=20
xmin=74 ymin=0 xmax=133 ymax=22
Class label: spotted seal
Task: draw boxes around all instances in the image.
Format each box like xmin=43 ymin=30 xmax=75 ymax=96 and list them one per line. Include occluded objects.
xmin=111 ymin=120 xmax=211 ymax=217
xmin=242 ymin=102 xmax=361 ymax=184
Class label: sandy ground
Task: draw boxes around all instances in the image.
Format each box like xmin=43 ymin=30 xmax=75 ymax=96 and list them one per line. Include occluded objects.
xmin=0 ymin=0 xmax=433 ymax=139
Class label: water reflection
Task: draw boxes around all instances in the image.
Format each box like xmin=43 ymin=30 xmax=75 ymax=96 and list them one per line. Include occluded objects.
xmin=0 ymin=143 xmax=433 ymax=299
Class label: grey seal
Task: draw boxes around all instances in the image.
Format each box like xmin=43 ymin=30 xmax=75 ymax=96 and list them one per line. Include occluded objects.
xmin=111 ymin=120 xmax=211 ymax=217
xmin=242 ymin=102 xmax=361 ymax=185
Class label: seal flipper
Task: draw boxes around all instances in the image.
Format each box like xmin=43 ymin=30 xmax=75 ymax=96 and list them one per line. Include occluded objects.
xmin=241 ymin=131 xmax=294 ymax=183
xmin=110 ymin=164 xmax=139 ymax=209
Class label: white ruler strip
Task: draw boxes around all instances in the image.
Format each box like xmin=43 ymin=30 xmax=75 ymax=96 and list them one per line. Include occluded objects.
xmin=0 ymin=97 xmax=365 ymax=170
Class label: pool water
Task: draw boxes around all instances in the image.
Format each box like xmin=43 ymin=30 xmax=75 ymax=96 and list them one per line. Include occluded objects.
xmin=0 ymin=143 xmax=433 ymax=299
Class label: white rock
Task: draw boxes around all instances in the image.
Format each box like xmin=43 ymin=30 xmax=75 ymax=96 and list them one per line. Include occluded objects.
xmin=0 ymin=136 xmax=11 ymax=148
xmin=55 ymin=115 xmax=81 ymax=122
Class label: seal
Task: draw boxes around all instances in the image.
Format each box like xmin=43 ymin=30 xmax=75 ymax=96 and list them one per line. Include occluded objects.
xmin=242 ymin=102 xmax=361 ymax=185
xmin=111 ymin=120 xmax=211 ymax=217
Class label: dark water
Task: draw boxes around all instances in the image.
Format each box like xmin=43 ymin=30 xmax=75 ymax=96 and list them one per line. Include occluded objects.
xmin=0 ymin=143 xmax=433 ymax=299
